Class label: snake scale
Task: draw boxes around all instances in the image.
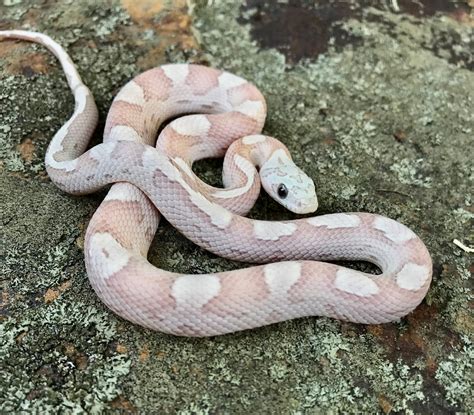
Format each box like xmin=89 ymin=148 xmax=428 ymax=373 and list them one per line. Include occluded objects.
xmin=0 ymin=30 xmax=432 ymax=336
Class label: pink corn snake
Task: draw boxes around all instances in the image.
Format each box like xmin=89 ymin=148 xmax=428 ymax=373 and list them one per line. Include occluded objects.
xmin=0 ymin=30 xmax=432 ymax=336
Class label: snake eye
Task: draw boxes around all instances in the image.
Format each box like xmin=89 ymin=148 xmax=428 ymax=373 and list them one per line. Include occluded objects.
xmin=277 ymin=183 xmax=288 ymax=199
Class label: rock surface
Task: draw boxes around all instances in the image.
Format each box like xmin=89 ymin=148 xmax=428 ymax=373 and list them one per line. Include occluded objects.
xmin=1 ymin=0 xmax=472 ymax=413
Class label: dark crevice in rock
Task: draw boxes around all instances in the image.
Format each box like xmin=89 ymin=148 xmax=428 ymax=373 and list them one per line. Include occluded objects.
xmin=240 ymin=0 xmax=472 ymax=65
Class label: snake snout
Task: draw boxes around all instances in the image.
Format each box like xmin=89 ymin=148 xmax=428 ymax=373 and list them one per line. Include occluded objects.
xmin=292 ymin=194 xmax=318 ymax=214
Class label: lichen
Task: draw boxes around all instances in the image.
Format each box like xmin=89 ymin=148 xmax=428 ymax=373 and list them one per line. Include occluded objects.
xmin=435 ymin=336 xmax=473 ymax=408
xmin=390 ymin=158 xmax=433 ymax=188
xmin=0 ymin=301 xmax=131 ymax=413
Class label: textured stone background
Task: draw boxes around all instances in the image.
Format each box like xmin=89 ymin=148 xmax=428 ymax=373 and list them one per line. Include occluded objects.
xmin=0 ymin=0 xmax=472 ymax=413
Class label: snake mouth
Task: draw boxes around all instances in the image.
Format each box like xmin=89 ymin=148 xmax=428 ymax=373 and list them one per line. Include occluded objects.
xmin=291 ymin=195 xmax=319 ymax=214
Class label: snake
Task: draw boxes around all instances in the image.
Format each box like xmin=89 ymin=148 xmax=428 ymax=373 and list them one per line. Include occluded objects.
xmin=0 ymin=30 xmax=432 ymax=336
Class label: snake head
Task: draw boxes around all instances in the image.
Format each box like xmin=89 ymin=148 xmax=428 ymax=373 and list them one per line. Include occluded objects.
xmin=260 ymin=148 xmax=318 ymax=214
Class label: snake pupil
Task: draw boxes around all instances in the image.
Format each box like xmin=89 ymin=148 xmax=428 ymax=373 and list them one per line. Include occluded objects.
xmin=277 ymin=183 xmax=288 ymax=199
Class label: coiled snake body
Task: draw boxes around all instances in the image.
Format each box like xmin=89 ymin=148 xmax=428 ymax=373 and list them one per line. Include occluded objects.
xmin=0 ymin=31 xmax=432 ymax=336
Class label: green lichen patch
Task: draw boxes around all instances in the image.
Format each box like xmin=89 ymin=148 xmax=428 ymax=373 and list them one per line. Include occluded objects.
xmin=118 ymin=320 xmax=430 ymax=413
xmin=435 ymin=336 xmax=473 ymax=408
xmin=0 ymin=301 xmax=131 ymax=413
